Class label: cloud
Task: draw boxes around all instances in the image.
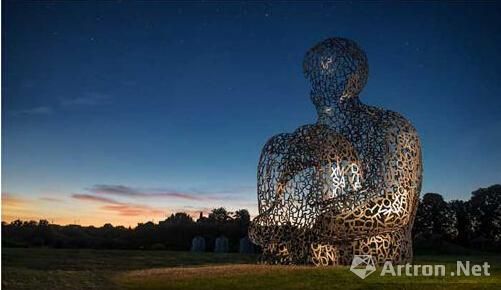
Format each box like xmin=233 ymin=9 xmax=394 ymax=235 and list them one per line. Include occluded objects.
xmin=39 ymin=197 xmax=64 ymax=202
xmin=160 ymin=192 xmax=209 ymax=201
xmin=73 ymin=183 xmax=257 ymax=220
xmin=71 ymin=193 xmax=165 ymax=217
xmin=60 ymin=93 xmax=110 ymax=107
xmin=10 ymin=106 xmax=53 ymax=116
xmin=8 ymin=92 xmax=110 ymax=118
xmin=87 ymin=184 xmax=221 ymax=201
xmin=2 ymin=193 xmax=38 ymax=221
xmin=2 ymin=193 xmax=31 ymax=207
xmin=101 ymin=204 xmax=164 ymax=217
xmin=72 ymin=194 xmax=118 ymax=204
xmin=88 ymin=185 xmax=139 ymax=196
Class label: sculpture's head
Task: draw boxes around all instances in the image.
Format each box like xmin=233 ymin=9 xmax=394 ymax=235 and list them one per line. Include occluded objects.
xmin=303 ymin=37 xmax=368 ymax=108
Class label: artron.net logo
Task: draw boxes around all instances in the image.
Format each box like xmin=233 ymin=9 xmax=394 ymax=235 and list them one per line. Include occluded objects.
xmin=349 ymin=255 xmax=491 ymax=279
xmin=350 ymin=255 xmax=376 ymax=279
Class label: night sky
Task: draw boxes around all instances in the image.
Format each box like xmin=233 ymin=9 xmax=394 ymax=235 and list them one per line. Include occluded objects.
xmin=3 ymin=1 xmax=501 ymax=226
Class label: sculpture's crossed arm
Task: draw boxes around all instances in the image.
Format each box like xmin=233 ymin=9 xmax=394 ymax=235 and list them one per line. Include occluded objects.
xmin=250 ymin=124 xmax=364 ymax=245
xmin=321 ymin=113 xmax=423 ymax=240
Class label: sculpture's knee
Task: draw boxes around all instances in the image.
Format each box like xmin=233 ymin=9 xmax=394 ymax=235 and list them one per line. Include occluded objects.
xmin=310 ymin=243 xmax=339 ymax=266
xmin=349 ymin=229 xmax=412 ymax=265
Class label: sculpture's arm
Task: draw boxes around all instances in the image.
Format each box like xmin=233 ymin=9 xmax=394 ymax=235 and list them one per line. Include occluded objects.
xmin=250 ymin=126 xmax=329 ymax=245
xmin=251 ymin=124 xmax=324 ymax=217
xmin=255 ymin=134 xmax=292 ymax=214
xmin=249 ymin=133 xmax=291 ymax=245
xmin=321 ymin=116 xmax=423 ymax=240
xmin=250 ymin=124 xmax=367 ymax=245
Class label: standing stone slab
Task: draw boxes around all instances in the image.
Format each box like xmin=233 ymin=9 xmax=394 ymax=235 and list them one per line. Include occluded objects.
xmin=239 ymin=236 xmax=255 ymax=254
xmin=214 ymin=235 xmax=229 ymax=253
xmin=190 ymin=236 xmax=206 ymax=252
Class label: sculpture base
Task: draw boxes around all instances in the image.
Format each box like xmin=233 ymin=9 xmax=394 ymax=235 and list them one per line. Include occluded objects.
xmin=259 ymin=229 xmax=413 ymax=266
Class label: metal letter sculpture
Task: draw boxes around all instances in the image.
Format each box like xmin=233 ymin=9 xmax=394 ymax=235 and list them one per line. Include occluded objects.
xmin=249 ymin=37 xmax=422 ymax=266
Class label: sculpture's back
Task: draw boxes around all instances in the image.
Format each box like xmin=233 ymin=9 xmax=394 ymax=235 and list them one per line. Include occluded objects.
xmin=249 ymin=37 xmax=422 ymax=266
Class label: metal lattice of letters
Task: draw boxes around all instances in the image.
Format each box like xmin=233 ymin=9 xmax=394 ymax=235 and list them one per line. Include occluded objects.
xmin=249 ymin=37 xmax=422 ymax=266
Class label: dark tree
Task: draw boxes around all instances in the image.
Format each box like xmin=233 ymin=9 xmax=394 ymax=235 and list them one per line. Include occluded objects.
xmin=208 ymin=207 xmax=231 ymax=223
xmin=413 ymin=193 xmax=458 ymax=240
xmin=233 ymin=209 xmax=250 ymax=225
xmin=162 ymin=212 xmax=194 ymax=225
xmin=470 ymin=184 xmax=501 ymax=243
xmin=492 ymin=206 xmax=501 ymax=243
xmin=449 ymin=200 xmax=475 ymax=246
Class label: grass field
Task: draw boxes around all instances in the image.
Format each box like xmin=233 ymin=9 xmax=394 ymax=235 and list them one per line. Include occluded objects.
xmin=2 ymin=248 xmax=500 ymax=290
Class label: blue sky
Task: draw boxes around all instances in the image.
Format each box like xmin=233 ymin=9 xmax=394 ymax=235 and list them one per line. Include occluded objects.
xmin=2 ymin=1 xmax=501 ymax=225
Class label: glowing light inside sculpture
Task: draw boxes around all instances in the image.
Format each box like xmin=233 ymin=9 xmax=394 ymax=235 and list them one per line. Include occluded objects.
xmin=330 ymin=162 xmax=363 ymax=198
xmin=249 ymin=37 xmax=423 ymax=266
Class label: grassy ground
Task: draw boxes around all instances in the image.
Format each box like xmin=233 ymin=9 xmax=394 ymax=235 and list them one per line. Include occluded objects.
xmin=2 ymin=248 xmax=255 ymax=290
xmin=2 ymin=248 xmax=500 ymax=290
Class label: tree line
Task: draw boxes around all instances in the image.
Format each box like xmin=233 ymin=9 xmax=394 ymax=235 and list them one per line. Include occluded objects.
xmin=412 ymin=184 xmax=500 ymax=253
xmin=2 ymin=185 xmax=500 ymax=253
xmin=2 ymin=208 xmax=250 ymax=252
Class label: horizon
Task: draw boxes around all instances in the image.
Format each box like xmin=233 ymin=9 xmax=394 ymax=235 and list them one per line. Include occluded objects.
xmin=2 ymin=183 xmax=499 ymax=228
xmin=3 ymin=1 xmax=501 ymax=227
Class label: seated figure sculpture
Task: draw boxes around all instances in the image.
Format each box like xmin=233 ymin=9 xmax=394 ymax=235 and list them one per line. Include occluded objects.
xmin=249 ymin=37 xmax=422 ymax=266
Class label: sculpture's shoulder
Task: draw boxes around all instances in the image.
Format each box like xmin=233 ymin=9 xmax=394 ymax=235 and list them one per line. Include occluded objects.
xmin=364 ymin=105 xmax=419 ymax=139
xmin=260 ymin=132 xmax=292 ymax=157
xmin=260 ymin=124 xmax=318 ymax=155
